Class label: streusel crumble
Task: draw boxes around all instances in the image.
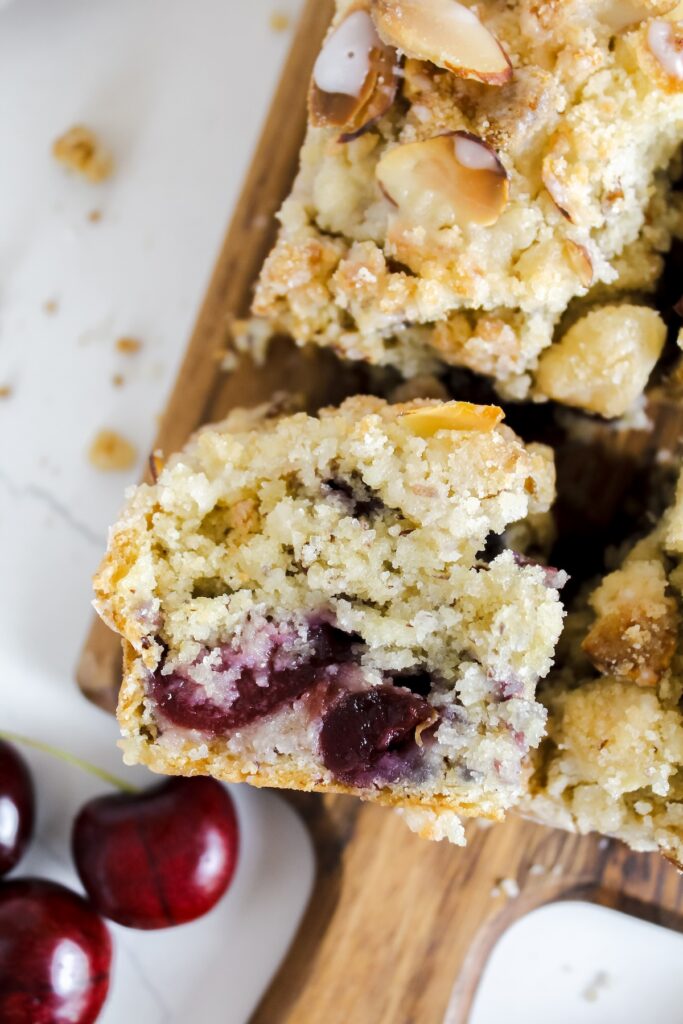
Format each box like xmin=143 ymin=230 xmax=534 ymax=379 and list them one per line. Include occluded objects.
xmin=527 ymin=467 xmax=683 ymax=864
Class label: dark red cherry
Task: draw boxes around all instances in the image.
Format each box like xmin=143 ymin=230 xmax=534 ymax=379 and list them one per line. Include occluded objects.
xmin=0 ymin=739 xmax=36 ymax=876
xmin=0 ymin=877 xmax=111 ymax=1024
xmin=320 ymin=686 xmax=435 ymax=786
xmin=72 ymin=777 xmax=239 ymax=929
xmin=150 ymin=623 xmax=357 ymax=735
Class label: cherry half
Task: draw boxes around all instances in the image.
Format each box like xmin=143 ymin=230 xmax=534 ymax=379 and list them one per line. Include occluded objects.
xmin=72 ymin=777 xmax=239 ymax=929
xmin=0 ymin=739 xmax=35 ymax=877
xmin=149 ymin=623 xmax=356 ymax=735
xmin=0 ymin=877 xmax=111 ymax=1024
xmin=320 ymin=687 xmax=435 ymax=787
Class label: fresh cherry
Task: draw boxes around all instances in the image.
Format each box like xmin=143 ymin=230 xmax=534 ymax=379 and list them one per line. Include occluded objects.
xmin=0 ymin=739 xmax=35 ymax=877
xmin=72 ymin=777 xmax=239 ymax=929
xmin=0 ymin=877 xmax=111 ymax=1024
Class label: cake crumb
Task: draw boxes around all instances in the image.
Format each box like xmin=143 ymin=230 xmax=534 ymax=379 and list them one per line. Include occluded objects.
xmin=43 ymin=298 xmax=59 ymax=315
xmin=499 ymin=877 xmax=520 ymax=899
xmin=220 ymin=349 xmax=240 ymax=372
xmin=111 ymin=374 xmax=125 ymax=388
xmin=582 ymin=970 xmax=610 ymax=1003
xmin=88 ymin=429 xmax=137 ymax=471
xmin=492 ymin=876 xmax=520 ymax=899
xmin=0 ymin=385 xmax=13 ymax=399
xmin=52 ymin=125 xmax=113 ymax=183
xmin=87 ymin=209 xmax=103 ymax=223
xmin=269 ymin=10 xmax=291 ymax=32
xmin=115 ymin=336 xmax=142 ymax=355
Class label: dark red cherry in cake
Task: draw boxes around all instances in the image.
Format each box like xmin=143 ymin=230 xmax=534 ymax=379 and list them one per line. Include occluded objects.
xmin=0 ymin=877 xmax=111 ymax=1024
xmin=72 ymin=777 xmax=239 ymax=929
xmin=320 ymin=686 xmax=435 ymax=786
xmin=0 ymin=739 xmax=36 ymax=876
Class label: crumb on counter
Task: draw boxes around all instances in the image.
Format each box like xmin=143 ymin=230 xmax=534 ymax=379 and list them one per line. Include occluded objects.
xmin=269 ymin=10 xmax=291 ymax=32
xmin=52 ymin=125 xmax=113 ymax=183
xmin=115 ymin=336 xmax=142 ymax=355
xmin=87 ymin=209 xmax=103 ymax=223
xmin=111 ymin=374 xmax=125 ymax=388
xmin=88 ymin=429 xmax=137 ymax=471
xmin=0 ymin=385 xmax=13 ymax=399
xmin=43 ymin=298 xmax=59 ymax=315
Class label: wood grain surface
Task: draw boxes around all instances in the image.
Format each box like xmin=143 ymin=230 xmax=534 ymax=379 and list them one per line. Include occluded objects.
xmin=76 ymin=3 xmax=683 ymax=1021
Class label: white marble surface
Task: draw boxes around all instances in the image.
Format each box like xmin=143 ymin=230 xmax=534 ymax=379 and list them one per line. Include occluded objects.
xmin=470 ymin=900 xmax=683 ymax=1024
xmin=0 ymin=1 xmax=313 ymax=1021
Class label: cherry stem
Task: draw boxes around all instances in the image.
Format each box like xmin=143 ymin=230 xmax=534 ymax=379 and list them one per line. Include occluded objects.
xmin=0 ymin=730 xmax=139 ymax=794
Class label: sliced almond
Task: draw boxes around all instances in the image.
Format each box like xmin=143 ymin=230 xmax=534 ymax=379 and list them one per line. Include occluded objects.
xmin=565 ymin=240 xmax=594 ymax=288
xmin=371 ymin=0 xmax=512 ymax=85
xmin=599 ymin=0 xmax=678 ymax=31
xmin=645 ymin=18 xmax=683 ymax=88
xmin=377 ymin=132 xmax=509 ymax=230
xmin=310 ymin=7 xmax=398 ymax=134
xmin=542 ymin=160 xmax=573 ymax=222
xmin=399 ymin=400 xmax=504 ymax=437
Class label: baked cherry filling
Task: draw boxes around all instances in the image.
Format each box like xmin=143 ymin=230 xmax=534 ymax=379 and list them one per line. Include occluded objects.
xmin=319 ymin=687 xmax=436 ymax=788
xmin=149 ymin=621 xmax=438 ymax=788
xmin=149 ymin=623 xmax=355 ymax=734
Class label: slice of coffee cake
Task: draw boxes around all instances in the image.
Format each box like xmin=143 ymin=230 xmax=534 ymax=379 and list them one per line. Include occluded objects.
xmin=527 ymin=469 xmax=683 ymax=863
xmin=247 ymin=0 xmax=683 ymax=416
xmin=95 ymin=397 xmax=565 ymax=841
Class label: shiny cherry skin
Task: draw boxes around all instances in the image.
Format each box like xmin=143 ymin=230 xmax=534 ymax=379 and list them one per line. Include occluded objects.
xmin=0 ymin=877 xmax=111 ymax=1024
xmin=0 ymin=739 xmax=36 ymax=876
xmin=72 ymin=777 xmax=239 ymax=929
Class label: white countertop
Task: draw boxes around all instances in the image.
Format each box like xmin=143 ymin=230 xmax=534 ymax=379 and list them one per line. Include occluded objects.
xmin=0 ymin=1 xmax=312 ymax=1021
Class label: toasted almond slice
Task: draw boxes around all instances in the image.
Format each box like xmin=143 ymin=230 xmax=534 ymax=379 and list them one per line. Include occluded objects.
xmin=371 ymin=0 xmax=512 ymax=85
xmin=646 ymin=18 xmax=683 ymax=87
xmin=399 ymin=401 xmax=504 ymax=437
xmin=599 ymin=0 xmax=678 ymax=31
xmin=310 ymin=7 xmax=398 ymax=132
xmin=377 ymin=132 xmax=509 ymax=230
xmin=565 ymin=240 xmax=594 ymax=288
xmin=340 ymin=44 xmax=399 ymax=140
xmin=542 ymin=160 xmax=574 ymax=222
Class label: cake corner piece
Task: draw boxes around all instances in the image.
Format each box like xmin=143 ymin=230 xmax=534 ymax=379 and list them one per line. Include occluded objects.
xmin=246 ymin=0 xmax=683 ymax=415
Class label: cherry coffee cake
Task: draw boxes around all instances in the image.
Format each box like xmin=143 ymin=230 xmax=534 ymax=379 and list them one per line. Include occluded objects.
xmin=246 ymin=0 xmax=683 ymax=417
xmin=94 ymin=397 xmax=565 ymax=842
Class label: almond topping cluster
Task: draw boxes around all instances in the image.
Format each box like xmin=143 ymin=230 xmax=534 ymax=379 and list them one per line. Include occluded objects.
xmin=309 ymin=0 xmax=512 ymax=225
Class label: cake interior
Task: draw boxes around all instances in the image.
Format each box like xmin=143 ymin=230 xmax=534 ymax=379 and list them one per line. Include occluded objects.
xmin=99 ymin=398 xmax=566 ymax=825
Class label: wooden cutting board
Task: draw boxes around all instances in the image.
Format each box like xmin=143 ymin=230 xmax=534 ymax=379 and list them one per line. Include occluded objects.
xmin=76 ymin=3 xmax=683 ymax=1021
